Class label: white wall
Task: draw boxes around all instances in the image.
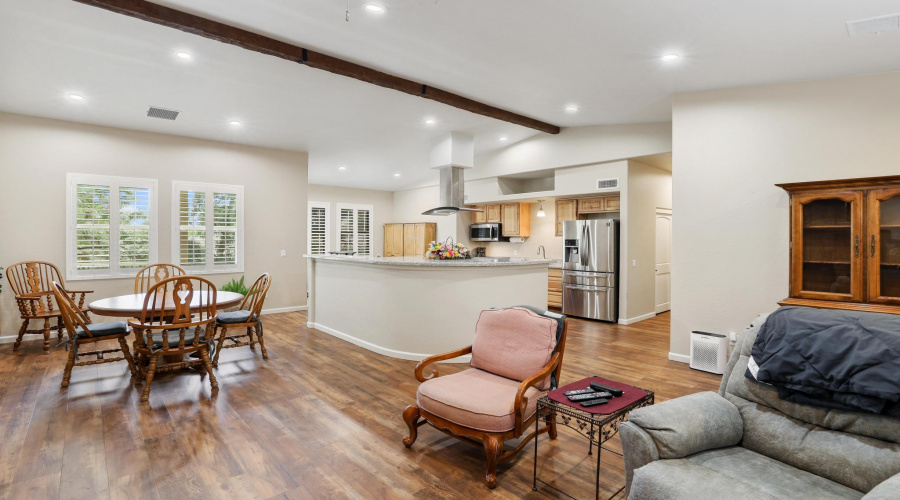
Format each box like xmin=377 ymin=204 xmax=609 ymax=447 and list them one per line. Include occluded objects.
xmin=308 ymin=184 xmax=393 ymax=255
xmin=670 ymin=71 xmax=900 ymax=360
xmin=625 ymin=161 xmax=672 ymax=323
xmin=0 ymin=112 xmax=308 ymax=338
xmin=391 ymin=185 xmax=468 ymax=247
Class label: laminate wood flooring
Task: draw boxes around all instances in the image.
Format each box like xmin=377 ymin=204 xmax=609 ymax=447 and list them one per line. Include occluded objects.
xmin=0 ymin=311 xmax=720 ymax=499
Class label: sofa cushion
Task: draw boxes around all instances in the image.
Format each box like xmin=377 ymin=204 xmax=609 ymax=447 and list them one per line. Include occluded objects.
xmin=470 ymin=307 xmax=558 ymax=390
xmin=721 ymin=315 xmax=900 ymax=492
xmin=629 ymin=447 xmax=864 ymax=500
xmin=75 ymin=321 xmax=130 ymax=339
xmin=417 ymin=368 xmax=543 ymax=433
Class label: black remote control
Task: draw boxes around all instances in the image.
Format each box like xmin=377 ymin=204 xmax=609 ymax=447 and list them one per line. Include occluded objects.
xmin=563 ymin=388 xmax=595 ymax=397
xmin=568 ymin=391 xmax=612 ymax=402
xmin=590 ymin=382 xmax=624 ymax=397
xmin=580 ymin=398 xmax=609 ymax=407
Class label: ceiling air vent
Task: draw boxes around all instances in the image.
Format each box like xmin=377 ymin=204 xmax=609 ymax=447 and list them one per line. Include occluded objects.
xmin=596 ymin=178 xmax=619 ymax=191
xmin=846 ymin=14 xmax=900 ymax=36
xmin=146 ymin=106 xmax=180 ymax=120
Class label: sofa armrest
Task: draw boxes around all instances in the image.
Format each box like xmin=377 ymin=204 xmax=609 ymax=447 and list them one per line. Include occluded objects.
xmin=862 ymin=473 xmax=900 ymax=500
xmin=626 ymin=391 xmax=743 ymax=459
xmin=620 ymin=421 xmax=660 ymax=497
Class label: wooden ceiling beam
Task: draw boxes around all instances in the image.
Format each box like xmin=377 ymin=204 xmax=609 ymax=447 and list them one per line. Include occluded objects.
xmin=72 ymin=0 xmax=562 ymax=134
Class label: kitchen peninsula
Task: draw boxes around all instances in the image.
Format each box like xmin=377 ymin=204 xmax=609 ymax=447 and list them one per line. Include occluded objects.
xmin=305 ymin=254 xmax=551 ymax=360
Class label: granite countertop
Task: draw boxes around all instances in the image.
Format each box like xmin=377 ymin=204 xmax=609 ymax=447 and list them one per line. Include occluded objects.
xmin=548 ymin=259 xmax=563 ymax=269
xmin=304 ymin=254 xmax=552 ymax=267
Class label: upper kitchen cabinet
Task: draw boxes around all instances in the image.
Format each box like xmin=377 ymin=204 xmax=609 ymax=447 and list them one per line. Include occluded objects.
xmin=485 ymin=204 xmax=502 ymax=223
xmin=779 ymin=175 xmax=900 ymax=314
xmin=501 ymin=203 xmax=531 ymax=237
xmin=471 ymin=206 xmax=487 ymax=224
xmin=577 ymin=196 xmax=620 ymax=214
xmin=556 ymin=199 xmax=577 ymax=237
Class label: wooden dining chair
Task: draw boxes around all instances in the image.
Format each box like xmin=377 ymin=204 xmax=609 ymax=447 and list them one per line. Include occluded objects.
xmin=128 ymin=276 xmax=219 ymax=403
xmin=6 ymin=261 xmax=92 ymax=353
xmin=134 ymin=263 xmax=186 ymax=293
xmin=52 ymin=282 xmax=137 ymax=388
xmin=213 ymin=273 xmax=272 ymax=367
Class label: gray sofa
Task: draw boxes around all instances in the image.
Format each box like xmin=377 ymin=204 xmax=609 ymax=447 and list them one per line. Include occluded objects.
xmin=620 ymin=314 xmax=900 ymax=500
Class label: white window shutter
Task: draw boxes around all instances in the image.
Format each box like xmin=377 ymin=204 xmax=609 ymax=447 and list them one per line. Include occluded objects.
xmin=308 ymin=202 xmax=330 ymax=255
xmin=172 ymin=181 xmax=243 ymax=274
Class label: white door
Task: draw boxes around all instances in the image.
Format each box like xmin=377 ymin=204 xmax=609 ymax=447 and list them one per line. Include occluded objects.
xmin=655 ymin=210 xmax=672 ymax=314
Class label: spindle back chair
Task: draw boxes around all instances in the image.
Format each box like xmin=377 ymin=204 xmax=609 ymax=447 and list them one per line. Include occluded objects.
xmin=213 ymin=273 xmax=272 ymax=366
xmin=133 ymin=263 xmax=186 ymax=294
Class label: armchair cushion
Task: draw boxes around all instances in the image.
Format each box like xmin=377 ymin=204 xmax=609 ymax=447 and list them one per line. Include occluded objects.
xmin=628 ymin=391 xmax=743 ymax=459
xmin=470 ymin=307 xmax=558 ymax=390
xmin=863 ymin=473 xmax=900 ymax=500
xmin=417 ymin=368 xmax=544 ymax=433
xmin=630 ymin=447 xmax=864 ymax=500
xmin=217 ymin=310 xmax=258 ymax=324
xmin=75 ymin=321 xmax=130 ymax=339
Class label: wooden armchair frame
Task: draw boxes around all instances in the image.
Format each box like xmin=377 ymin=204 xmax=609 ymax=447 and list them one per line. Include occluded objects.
xmin=402 ymin=319 xmax=568 ymax=489
xmin=52 ymin=282 xmax=137 ymax=388
xmin=6 ymin=261 xmax=92 ymax=353
xmin=128 ymin=276 xmax=219 ymax=403
xmin=213 ymin=273 xmax=272 ymax=367
xmin=134 ymin=263 xmax=186 ymax=293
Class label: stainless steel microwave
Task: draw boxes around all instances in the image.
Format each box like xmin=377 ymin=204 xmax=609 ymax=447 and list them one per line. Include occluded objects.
xmin=470 ymin=223 xmax=501 ymax=241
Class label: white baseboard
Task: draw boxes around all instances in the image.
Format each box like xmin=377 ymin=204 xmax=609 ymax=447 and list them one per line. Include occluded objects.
xmin=308 ymin=322 xmax=471 ymax=363
xmin=260 ymin=305 xmax=307 ymax=315
xmin=618 ymin=312 xmax=657 ymax=325
xmin=0 ymin=333 xmax=42 ymax=345
xmin=668 ymin=352 xmax=691 ymax=364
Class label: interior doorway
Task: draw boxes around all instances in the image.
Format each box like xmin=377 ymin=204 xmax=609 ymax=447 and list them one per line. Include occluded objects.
xmin=655 ymin=209 xmax=672 ymax=314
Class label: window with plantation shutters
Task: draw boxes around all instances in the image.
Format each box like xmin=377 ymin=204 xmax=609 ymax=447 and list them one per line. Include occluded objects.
xmin=335 ymin=203 xmax=373 ymax=256
xmin=308 ymin=201 xmax=330 ymax=255
xmin=172 ymin=181 xmax=243 ymax=273
xmin=66 ymin=174 xmax=158 ymax=280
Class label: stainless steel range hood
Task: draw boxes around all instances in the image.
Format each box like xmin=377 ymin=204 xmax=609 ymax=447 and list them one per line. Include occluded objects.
xmin=422 ymin=132 xmax=483 ymax=216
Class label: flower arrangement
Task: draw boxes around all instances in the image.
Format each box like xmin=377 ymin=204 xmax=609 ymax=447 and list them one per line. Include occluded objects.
xmin=426 ymin=237 xmax=473 ymax=260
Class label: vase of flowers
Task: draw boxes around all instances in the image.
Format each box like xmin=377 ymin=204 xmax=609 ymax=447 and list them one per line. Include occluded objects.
xmin=425 ymin=237 xmax=473 ymax=260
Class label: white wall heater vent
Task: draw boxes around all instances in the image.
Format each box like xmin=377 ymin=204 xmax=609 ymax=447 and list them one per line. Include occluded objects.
xmin=147 ymin=106 xmax=180 ymax=120
xmin=846 ymin=14 xmax=900 ymax=36
xmin=690 ymin=331 xmax=728 ymax=374
xmin=596 ymin=178 xmax=619 ymax=191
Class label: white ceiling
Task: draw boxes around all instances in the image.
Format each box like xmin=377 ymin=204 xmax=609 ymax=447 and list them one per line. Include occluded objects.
xmin=1 ymin=1 xmax=899 ymax=190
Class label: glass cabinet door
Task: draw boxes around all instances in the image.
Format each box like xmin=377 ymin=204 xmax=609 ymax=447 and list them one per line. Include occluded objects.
xmin=791 ymin=191 xmax=864 ymax=302
xmin=867 ymin=188 xmax=900 ymax=304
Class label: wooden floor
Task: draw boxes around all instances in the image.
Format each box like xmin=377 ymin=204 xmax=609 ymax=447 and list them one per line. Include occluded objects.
xmin=0 ymin=311 xmax=719 ymax=500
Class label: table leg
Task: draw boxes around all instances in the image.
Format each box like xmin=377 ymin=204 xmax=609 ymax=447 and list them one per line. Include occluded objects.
xmin=589 ymin=421 xmax=594 ymax=455
xmin=595 ymin=444 xmax=602 ymax=500
xmin=533 ymin=408 xmax=540 ymax=491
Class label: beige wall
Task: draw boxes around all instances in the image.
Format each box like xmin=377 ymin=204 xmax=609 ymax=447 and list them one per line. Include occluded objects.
xmin=391 ymin=185 xmax=468 ymax=247
xmin=307 ymin=184 xmax=393 ymax=255
xmin=670 ymin=71 xmax=900 ymax=360
xmin=625 ymin=161 xmax=672 ymax=323
xmin=0 ymin=112 xmax=308 ymax=339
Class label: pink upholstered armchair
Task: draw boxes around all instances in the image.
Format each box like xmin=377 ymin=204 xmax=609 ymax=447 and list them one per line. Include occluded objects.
xmin=402 ymin=306 xmax=568 ymax=488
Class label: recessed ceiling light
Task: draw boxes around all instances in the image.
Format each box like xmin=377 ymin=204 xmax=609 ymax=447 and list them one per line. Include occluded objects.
xmin=68 ymin=94 xmax=85 ymax=102
xmin=393 ymin=173 xmax=401 ymax=177
xmin=424 ymin=118 xmax=436 ymax=125
xmin=499 ymin=136 xmax=508 ymax=141
xmin=564 ymin=105 xmax=579 ymax=113
xmin=662 ymin=54 xmax=681 ymax=62
xmin=364 ymin=4 xmax=385 ymax=14
xmin=338 ymin=166 xmax=347 ymax=170
xmin=175 ymin=51 xmax=192 ymax=60
xmin=229 ymin=120 xmax=241 ymax=126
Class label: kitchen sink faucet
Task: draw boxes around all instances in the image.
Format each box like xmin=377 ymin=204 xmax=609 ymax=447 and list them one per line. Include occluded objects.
xmin=537 ymin=245 xmax=546 ymax=259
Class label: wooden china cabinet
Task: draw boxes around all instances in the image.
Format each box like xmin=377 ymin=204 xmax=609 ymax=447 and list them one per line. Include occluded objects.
xmin=778 ymin=175 xmax=900 ymax=314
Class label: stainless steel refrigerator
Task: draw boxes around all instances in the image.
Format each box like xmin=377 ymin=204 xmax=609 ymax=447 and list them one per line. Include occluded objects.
xmin=562 ymin=219 xmax=619 ymax=322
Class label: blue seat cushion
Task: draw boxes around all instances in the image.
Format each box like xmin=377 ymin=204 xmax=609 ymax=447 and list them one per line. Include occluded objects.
xmin=75 ymin=321 xmax=130 ymax=339
xmin=151 ymin=328 xmax=209 ymax=349
xmin=217 ymin=310 xmax=259 ymax=324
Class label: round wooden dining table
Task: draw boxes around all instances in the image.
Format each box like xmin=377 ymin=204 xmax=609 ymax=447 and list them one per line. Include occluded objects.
xmin=89 ymin=291 xmax=244 ymax=318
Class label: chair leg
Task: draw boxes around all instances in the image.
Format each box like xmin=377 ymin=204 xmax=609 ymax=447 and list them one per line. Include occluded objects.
xmin=213 ymin=326 xmax=226 ymax=368
xmin=118 ymin=337 xmax=138 ymax=378
xmin=140 ymin=355 xmax=159 ymax=403
xmin=42 ymin=318 xmax=51 ymax=354
xmin=13 ymin=319 xmax=28 ymax=351
xmin=200 ymin=348 xmax=218 ymax=392
xmin=56 ymin=317 xmax=64 ymax=342
xmin=247 ymin=326 xmax=255 ymax=349
xmin=482 ymin=434 xmax=503 ymax=489
xmin=402 ymin=405 xmax=421 ymax=447
xmin=61 ymin=343 xmax=77 ymax=388
xmin=257 ymin=323 xmax=268 ymax=360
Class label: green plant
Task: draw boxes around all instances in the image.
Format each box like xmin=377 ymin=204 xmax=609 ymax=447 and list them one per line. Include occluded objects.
xmin=221 ymin=276 xmax=250 ymax=295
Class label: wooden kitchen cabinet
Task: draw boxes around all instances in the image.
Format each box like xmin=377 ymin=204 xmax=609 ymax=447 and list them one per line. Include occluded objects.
xmin=548 ymin=268 xmax=562 ymax=309
xmin=471 ymin=206 xmax=487 ymax=224
xmin=555 ymin=199 xmax=577 ymax=236
xmin=383 ymin=222 xmax=436 ymax=257
xmin=501 ymin=203 xmax=531 ymax=237
xmin=779 ymin=175 xmax=900 ymax=314
xmin=576 ymin=196 xmax=621 ymax=215
xmin=485 ymin=204 xmax=502 ymax=223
